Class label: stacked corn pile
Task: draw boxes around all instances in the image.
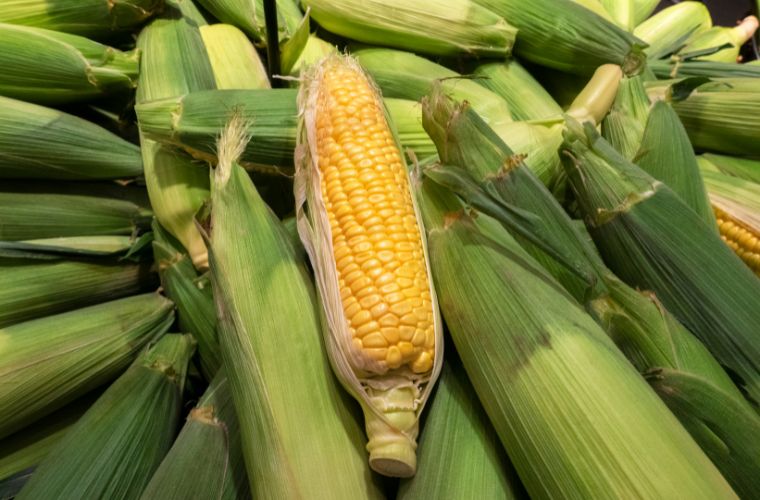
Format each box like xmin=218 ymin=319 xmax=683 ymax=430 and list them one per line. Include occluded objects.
xmin=2 ymin=0 xmax=760 ymax=498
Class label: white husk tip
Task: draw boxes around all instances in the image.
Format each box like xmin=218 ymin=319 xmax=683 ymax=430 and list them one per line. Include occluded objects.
xmin=215 ymin=112 xmax=252 ymax=185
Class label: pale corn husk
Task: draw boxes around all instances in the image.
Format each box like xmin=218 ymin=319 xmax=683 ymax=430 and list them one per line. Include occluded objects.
xmin=0 ymin=0 xmax=162 ymax=39
xmin=649 ymin=59 xmax=760 ymax=79
xmin=0 ymin=292 xmax=174 ymax=440
xmin=397 ymin=357 xmax=526 ymax=500
xmin=206 ymin=118 xmax=383 ymax=498
xmin=195 ymin=0 xmax=303 ymax=45
xmin=0 ymin=192 xmax=151 ymax=241
xmin=0 ymin=236 xmax=138 ymax=259
xmin=0 ymin=23 xmax=138 ymax=105
xmin=631 ymin=0 xmax=659 ymax=25
xmin=0 ymin=390 xmax=99 ymax=485
xmin=288 ymin=35 xmax=336 ymax=77
xmin=633 ymin=1 xmax=712 ymax=58
xmin=645 ymin=78 xmax=760 ymax=156
xmin=304 ymin=0 xmax=516 ymax=57
xmin=473 ymin=60 xmax=562 ymax=121
xmin=152 ymin=221 xmax=221 ymax=379
xmin=562 ymin=120 xmax=760 ymax=406
xmin=700 ymin=153 xmax=760 ymax=184
xmin=140 ymin=371 xmax=250 ymax=500
xmin=596 ymin=0 xmax=634 ymax=31
xmin=200 ymin=24 xmax=270 ymax=90
xmin=384 ymin=98 xmax=436 ymax=159
xmin=473 ymin=0 xmax=645 ymax=75
xmin=602 ymin=75 xmax=650 ymax=161
xmin=0 ymin=96 xmax=142 ymax=180
xmin=0 ymin=258 xmax=156 ymax=327
xmin=570 ymin=0 xmax=615 ymax=22
xmin=17 ymin=334 xmax=195 ymax=500
xmin=295 ymin=55 xmax=444 ymax=477
xmin=355 ymin=48 xmax=513 ymax=127
xmin=415 ymin=176 xmax=735 ymax=498
xmin=678 ymin=16 xmax=759 ymax=63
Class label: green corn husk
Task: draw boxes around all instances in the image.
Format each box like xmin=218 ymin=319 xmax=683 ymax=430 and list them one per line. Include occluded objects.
xmin=0 ymin=96 xmax=142 ymax=180
xmin=288 ymin=35 xmax=336 ymax=77
xmin=415 ymin=176 xmax=736 ymax=498
xmin=491 ymin=120 xmax=565 ymax=189
xmin=0 ymin=192 xmax=151 ymax=241
xmin=304 ymin=0 xmax=516 ymax=57
xmin=422 ymin=86 xmax=760 ymax=496
xmin=17 ymin=334 xmax=195 ymax=500
xmin=699 ymin=153 xmax=760 ymax=183
xmin=397 ymin=355 xmax=527 ymax=499
xmin=633 ymin=2 xmax=712 ymax=59
xmin=136 ymin=7 xmax=217 ymax=271
xmin=0 ymin=258 xmax=156 ymax=327
xmin=355 ymin=48 xmax=513 ymax=127
xmin=205 ymin=119 xmax=383 ymax=498
xmin=0 ymin=236 xmax=140 ymax=259
xmin=140 ymin=371 xmax=249 ymax=500
xmin=195 ymin=0 xmax=303 ymax=45
xmin=0 ymin=292 xmax=174 ymax=440
xmin=597 ymin=0 xmax=634 ymax=31
xmin=472 ymin=0 xmax=646 ymax=75
xmin=0 ymin=390 xmax=100 ymax=486
xmin=679 ymin=16 xmax=759 ymax=63
xmin=631 ymin=0 xmax=659 ymax=25
xmin=473 ymin=60 xmax=563 ymax=121
xmin=635 ymin=99 xmax=717 ymax=229
xmin=562 ymin=120 xmax=760 ymax=406
xmin=649 ymin=59 xmax=760 ymax=79
xmin=570 ymin=0 xmax=615 ymax=22
xmin=385 ymin=98 xmax=437 ymax=159
xmin=0 ymin=0 xmax=162 ymax=39
xmin=200 ymin=23 xmax=270 ymax=90
xmin=0 ymin=23 xmax=138 ymax=105
xmin=152 ymin=221 xmax=221 ymax=379
xmin=602 ymin=75 xmax=650 ymax=160
xmin=645 ymin=78 xmax=760 ymax=156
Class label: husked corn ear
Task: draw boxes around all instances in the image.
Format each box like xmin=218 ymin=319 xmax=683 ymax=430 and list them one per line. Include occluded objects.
xmin=296 ymin=55 xmax=442 ymax=477
xmin=0 ymin=0 xmax=162 ymax=39
xmin=716 ymin=207 xmax=760 ymax=276
xmin=633 ymin=2 xmax=712 ymax=58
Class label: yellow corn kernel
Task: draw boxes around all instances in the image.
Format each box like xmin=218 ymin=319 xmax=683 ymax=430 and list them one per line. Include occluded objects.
xmin=315 ymin=57 xmax=435 ymax=375
xmin=715 ymin=206 xmax=760 ymax=277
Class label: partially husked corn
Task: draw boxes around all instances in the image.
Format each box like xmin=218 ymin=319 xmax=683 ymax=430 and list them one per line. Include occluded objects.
xmin=715 ymin=206 xmax=760 ymax=275
xmin=315 ymin=62 xmax=435 ymax=374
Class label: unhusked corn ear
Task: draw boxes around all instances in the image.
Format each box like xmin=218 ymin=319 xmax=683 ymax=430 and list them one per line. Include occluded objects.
xmin=700 ymin=153 xmax=760 ymax=184
xmin=200 ymin=24 xmax=270 ymax=90
xmin=631 ymin=0 xmax=659 ymax=24
xmin=649 ymin=59 xmax=760 ymax=79
xmin=17 ymin=334 xmax=195 ymax=500
xmin=597 ymin=0 xmax=635 ymax=31
xmin=633 ymin=1 xmax=712 ymax=58
xmin=196 ymin=0 xmax=303 ymax=46
xmin=303 ymin=0 xmax=516 ymax=57
xmin=570 ymin=0 xmax=615 ymax=22
xmin=679 ymin=16 xmax=759 ymax=63
xmin=384 ymin=98 xmax=436 ymax=163
xmin=0 ymin=258 xmax=156 ymax=328
xmin=0 ymin=96 xmax=142 ymax=180
xmin=0 ymin=293 xmax=174 ymax=440
xmin=289 ymin=35 xmax=336 ymax=77
xmin=0 ymin=0 xmax=162 ymax=39
xmin=296 ymin=55 xmax=442 ymax=477
xmin=140 ymin=371 xmax=249 ymax=500
xmin=0 ymin=23 xmax=138 ymax=105
xmin=602 ymin=75 xmax=650 ymax=161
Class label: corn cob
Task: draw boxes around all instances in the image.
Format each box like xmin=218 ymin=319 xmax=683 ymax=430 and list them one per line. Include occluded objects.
xmin=397 ymin=356 xmax=526 ymax=499
xmin=602 ymin=75 xmax=650 ymax=161
xmin=473 ymin=60 xmax=563 ymax=122
xmin=631 ymin=0 xmax=659 ymax=25
xmin=0 ymin=258 xmax=155 ymax=328
xmin=422 ymin=85 xmax=760 ymax=492
xmin=649 ymin=59 xmax=760 ymax=78
xmin=17 ymin=334 xmax=195 ymax=500
xmin=415 ymin=176 xmax=736 ymax=498
xmin=0 ymin=23 xmax=138 ymax=105
xmin=646 ymin=78 xmax=760 ymax=156
xmin=0 ymin=96 xmax=142 ymax=180
xmin=473 ymin=0 xmax=646 ymax=75
xmin=0 ymin=293 xmax=174 ymax=439
xmin=206 ymin=118 xmax=383 ymax=498
xmin=195 ymin=0 xmax=303 ymax=45
xmin=152 ymin=221 xmax=221 ymax=379
xmin=0 ymin=391 xmax=99 ymax=485
xmin=140 ymin=371 xmax=250 ymax=500
xmin=0 ymin=0 xmax=162 ymax=39
xmin=700 ymin=152 xmax=760 ymax=183
xmin=303 ymin=0 xmax=516 ymax=57
xmin=679 ymin=16 xmax=759 ymax=63
xmin=562 ymin=120 xmax=760 ymax=406
xmin=295 ymin=55 xmax=443 ymax=477
xmin=633 ymin=1 xmax=712 ymax=58
xmin=200 ymin=23 xmax=270 ymax=90
xmin=355 ymin=48 xmax=513 ymax=127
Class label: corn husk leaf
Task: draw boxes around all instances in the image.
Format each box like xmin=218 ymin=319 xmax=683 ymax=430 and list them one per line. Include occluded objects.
xmin=602 ymin=75 xmax=650 ymax=161
xmin=195 ymin=0 xmax=303 ymax=45
xmin=140 ymin=370 xmax=249 ymax=500
xmin=397 ymin=354 xmax=527 ymax=499
xmin=649 ymin=59 xmax=760 ymax=79
xmin=0 ymin=96 xmax=142 ymax=180
xmin=415 ymin=176 xmax=735 ymax=498
xmin=678 ymin=17 xmax=759 ymax=63
xmin=0 ymin=0 xmax=162 ymax=39
xmin=288 ymin=35 xmax=336 ymax=77
xmin=631 ymin=0 xmax=659 ymax=25
xmin=200 ymin=23 xmax=270 ymax=90
xmin=473 ymin=0 xmax=646 ymax=75
xmin=562 ymin=120 xmax=760 ymax=407
xmin=597 ymin=0 xmax=634 ymax=31
xmin=304 ymin=0 xmax=516 ymax=57
xmin=699 ymin=153 xmax=760 ymax=184
xmin=17 ymin=334 xmax=195 ymax=500
xmin=0 ymin=236 xmax=139 ymax=259
xmin=633 ymin=1 xmax=712 ymax=59
xmin=205 ymin=118 xmax=384 ymax=498
xmin=0 ymin=292 xmax=174 ymax=440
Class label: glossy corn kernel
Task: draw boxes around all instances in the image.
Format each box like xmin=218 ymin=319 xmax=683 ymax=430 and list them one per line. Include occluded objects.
xmin=715 ymin=206 xmax=760 ymax=276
